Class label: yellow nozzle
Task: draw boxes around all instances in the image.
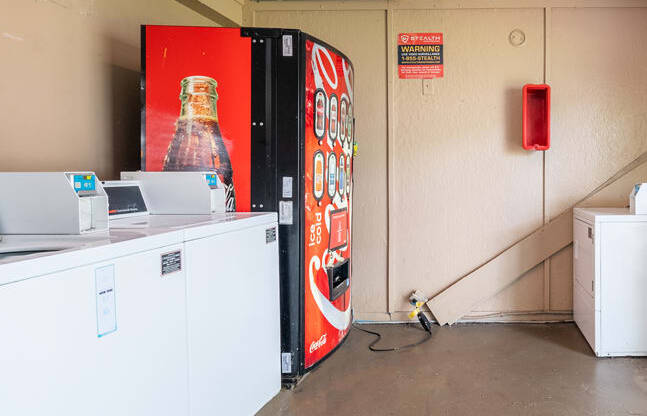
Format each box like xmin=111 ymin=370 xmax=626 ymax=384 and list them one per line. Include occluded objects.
xmin=408 ymin=301 xmax=425 ymax=319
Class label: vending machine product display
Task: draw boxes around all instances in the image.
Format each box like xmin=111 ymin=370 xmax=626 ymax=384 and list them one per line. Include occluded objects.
xmin=142 ymin=26 xmax=354 ymax=383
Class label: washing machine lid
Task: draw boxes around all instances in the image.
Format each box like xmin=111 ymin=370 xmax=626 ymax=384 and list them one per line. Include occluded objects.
xmin=109 ymin=214 xmax=215 ymax=230
xmin=181 ymin=212 xmax=279 ymax=240
xmin=0 ymin=233 xmax=114 ymax=266
xmin=0 ymin=229 xmax=183 ymax=286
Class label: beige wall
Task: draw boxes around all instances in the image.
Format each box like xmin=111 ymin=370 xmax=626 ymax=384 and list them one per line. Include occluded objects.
xmin=249 ymin=1 xmax=647 ymax=321
xmin=0 ymin=0 xmax=240 ymax=180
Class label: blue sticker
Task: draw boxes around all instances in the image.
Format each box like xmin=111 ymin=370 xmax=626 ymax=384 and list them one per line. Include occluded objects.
xmin=73 ymin=174 xmax=96 ymax=192
xmin=205 ymin=174 xmax=219 ymax=188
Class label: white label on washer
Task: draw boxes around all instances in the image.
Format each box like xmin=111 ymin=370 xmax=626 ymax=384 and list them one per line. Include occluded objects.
xmin=279 ymin=200 xmax=293 ymax=225
xmin=282 ymin=176 xmax=293 ymax=198
xmin=95 ymin=265 xmax=117 ymax=337
xmin=282 ymin=35 xmax=293 ymax=57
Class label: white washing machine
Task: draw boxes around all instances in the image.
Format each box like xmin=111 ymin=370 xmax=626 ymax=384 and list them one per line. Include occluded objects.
xmin=180 ymin=212 xmax=281 ymax=416
xmin=0 ymin=172 xmax=111 ymax=259
xmin=105 ymin=179 xmax=281 ymax=416
xmin=0 ymin=172 xmax=190 ymax=415
xmin=0 ymin=174 xmax=281 ymax=416
xmin=0 ymin=228 xmax=191 ymax=416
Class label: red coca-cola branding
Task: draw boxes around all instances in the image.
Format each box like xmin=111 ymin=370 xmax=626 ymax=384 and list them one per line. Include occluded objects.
xmin=143 ymin=27 xmax=252 ymax=211
xmin=309 ymin=334 xmax=327 ymax=353
xmin=304 ymin=40 xmax=353 ymax=368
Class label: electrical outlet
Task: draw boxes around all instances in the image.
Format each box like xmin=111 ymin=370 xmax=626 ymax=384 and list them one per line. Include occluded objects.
xmin=422 ymin=79 xmax=433 ymax=95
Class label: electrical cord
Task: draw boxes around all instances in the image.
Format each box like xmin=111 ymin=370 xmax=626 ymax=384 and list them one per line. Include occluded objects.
xmin=352 ymin=321 xmax=433 ymax=352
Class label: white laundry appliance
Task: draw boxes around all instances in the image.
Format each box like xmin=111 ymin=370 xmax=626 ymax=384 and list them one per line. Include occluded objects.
xmin=105 ymin=178 xmax=281 ymax=416
xmin=573 ymin=207 xmax=647 ymax=356
xmin=0 ymin=173 xmax=280 ymax=416
xmin=0 ymin=172 xmax=110 ymax=257
xmin=0 ymin=173 xmax=190 ymax=416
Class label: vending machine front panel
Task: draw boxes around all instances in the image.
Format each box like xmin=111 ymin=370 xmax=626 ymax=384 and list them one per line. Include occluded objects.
xmin=303 ymin=38 xmax=353 ymax=369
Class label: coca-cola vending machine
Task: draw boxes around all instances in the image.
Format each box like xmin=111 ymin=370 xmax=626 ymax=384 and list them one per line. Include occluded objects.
xmin=141 ymin=26 xmax=354 ymax=384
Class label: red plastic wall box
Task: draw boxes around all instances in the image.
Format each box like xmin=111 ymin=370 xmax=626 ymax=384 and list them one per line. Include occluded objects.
xmin=522 ymin=84 xmax=551 ymax=151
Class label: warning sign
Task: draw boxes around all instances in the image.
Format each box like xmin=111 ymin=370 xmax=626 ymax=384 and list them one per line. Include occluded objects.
xmin=398 ymin=33 xmax=443 ymax=79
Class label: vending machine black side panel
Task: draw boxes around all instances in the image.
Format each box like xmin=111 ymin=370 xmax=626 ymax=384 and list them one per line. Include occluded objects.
xmin=244 ymin=27 xmax=305 ymax=384
xmin=276 ymin=30 xmax=306 ymax=382
xmin=249 ymin=32 xmax=276 ymax=212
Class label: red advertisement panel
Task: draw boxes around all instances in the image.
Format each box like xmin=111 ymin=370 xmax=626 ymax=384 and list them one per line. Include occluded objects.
xmin=143 ymin=26 xmax=251 ymax=211
xmin=304 ymin=39 xmax=353 ymax=368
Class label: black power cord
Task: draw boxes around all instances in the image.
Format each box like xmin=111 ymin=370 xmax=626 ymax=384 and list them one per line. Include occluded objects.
xmin=352 ymin=312 xmax=433 ymax=352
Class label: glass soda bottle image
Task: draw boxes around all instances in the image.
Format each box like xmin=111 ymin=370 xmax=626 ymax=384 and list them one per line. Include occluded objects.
xmin=163 ymin=75 xmax=236 ymax=211
xmin=314 ymin=90 xmax=326 ymax=139
xmin=329 ymin=96 xmax=338 ymax=139
xmin=313 ymin=151 xmax=325 ymax=201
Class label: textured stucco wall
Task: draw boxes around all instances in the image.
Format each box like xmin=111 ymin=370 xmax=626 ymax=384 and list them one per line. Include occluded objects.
xmin=0 ymin=0 xmax=224 ymax=180
xmin=251 ymin=2 xmax=647 ymax=320
xmin=391 ymin=8 xmax=545 ymax=313
xmin=546 ymin=7 xmax=647 ymax=312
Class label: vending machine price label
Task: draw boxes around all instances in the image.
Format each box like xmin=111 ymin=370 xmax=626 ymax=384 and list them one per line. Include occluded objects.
xmin=282 ymin=35 xmax=293 ymax=57
xmin=282 ymin=176 xmax=293 ymax=198
xmin=279 ymin=201 xmax=293 ymax=225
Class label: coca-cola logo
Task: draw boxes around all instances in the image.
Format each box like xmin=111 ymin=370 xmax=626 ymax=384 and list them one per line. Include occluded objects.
xmin=309 ymin=334 xmax=327 ymax=353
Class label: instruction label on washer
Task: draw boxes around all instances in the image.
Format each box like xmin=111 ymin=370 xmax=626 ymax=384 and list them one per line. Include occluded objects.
xmin=161 ymin=250 xmax=182 ymax=276
xmin=95 ymin=265 xmax=117 ymax=337
xmin=279 ymin=200 xmax=293 ymax=225
xmin=266 ymin=227 xmax=277 ymax=243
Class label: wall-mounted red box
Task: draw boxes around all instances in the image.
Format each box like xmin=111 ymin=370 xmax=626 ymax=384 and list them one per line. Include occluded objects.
xmin=522 ymin=84 xmax=551 ymax=150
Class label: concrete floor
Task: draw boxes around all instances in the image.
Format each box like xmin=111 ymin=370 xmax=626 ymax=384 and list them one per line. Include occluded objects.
xmin=257 ymin=323 xmax=647 ymax=416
